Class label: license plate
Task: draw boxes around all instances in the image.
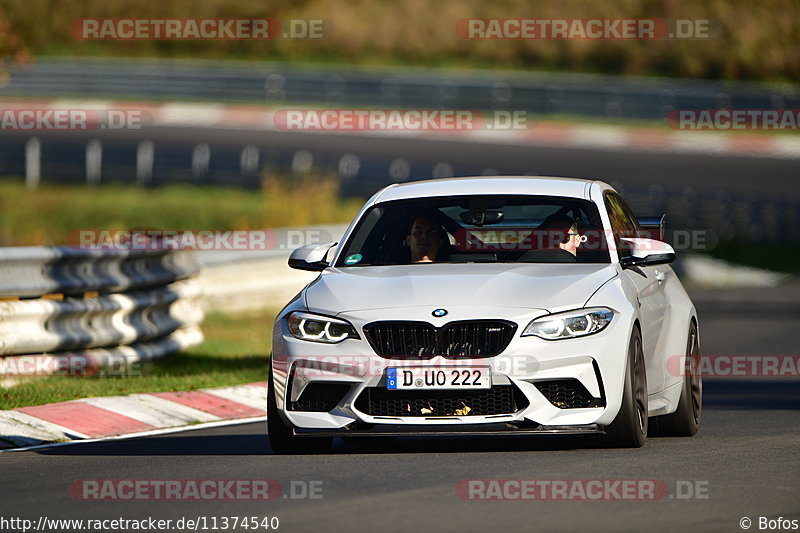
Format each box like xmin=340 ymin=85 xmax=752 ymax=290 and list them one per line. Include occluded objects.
xmin=386 ymin=367 xmax=491 ymax=390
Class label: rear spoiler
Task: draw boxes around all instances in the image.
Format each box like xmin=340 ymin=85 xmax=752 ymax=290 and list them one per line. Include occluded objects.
xmin=637 ymin=214 xmax=666 ymax=241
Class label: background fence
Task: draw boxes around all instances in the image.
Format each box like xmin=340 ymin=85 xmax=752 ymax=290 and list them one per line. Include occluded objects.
xmin=3 ymin=57 xmax=799 ymax=119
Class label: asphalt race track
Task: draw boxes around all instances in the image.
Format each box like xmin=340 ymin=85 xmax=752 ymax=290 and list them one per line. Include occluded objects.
xmin=1 ymin=281 xmax=798 ymax=533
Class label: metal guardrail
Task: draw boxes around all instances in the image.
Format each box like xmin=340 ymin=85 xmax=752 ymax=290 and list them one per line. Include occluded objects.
xmin=4 ymin=133 xmax=800 ymax=244
xmin=3 ymin=57 xmax=799 ymax=119
xmin=0 ymin=246 xmax=200 ymax=298
xmin=0 ymin=247 xmax=203 ymax=376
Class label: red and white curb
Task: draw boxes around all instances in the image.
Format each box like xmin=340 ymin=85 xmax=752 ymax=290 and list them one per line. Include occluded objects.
xmin=2 ymin=99 xmax=800 ymax=159
xmin=0 ymin=381 xmax=267 ymax=451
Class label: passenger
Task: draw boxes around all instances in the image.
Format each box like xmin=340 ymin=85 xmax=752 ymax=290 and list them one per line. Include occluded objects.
xmin=536 ymin=213 xmax=584 ymax=261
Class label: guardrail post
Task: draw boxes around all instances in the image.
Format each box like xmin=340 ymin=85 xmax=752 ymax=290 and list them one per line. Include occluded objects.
xmin=86 ymin=139 xmax=102 ymax=186
xmin=25 ymin=137 xmax=41 ymax=189
xmin=291 ymin=150 xmax=313 ymax=176
xmin=192 ymin=143 xmax=210 ymax=180
xmin=136 ymin=140 xmax=154 ymax=186
xmin=388 ymin=158 xmax=411 ymax=181
xmin=240 ymin=145 xmax=260 ymax=180
xmin=337 ymin=154 xmax=360 ymax=181
xmin=432 ymin=162 xmax=454 ymax=178
xmin=264 ymin=73 xmax=286 ymax=101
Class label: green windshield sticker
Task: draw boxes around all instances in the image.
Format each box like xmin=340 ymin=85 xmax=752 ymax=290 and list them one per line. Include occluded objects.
xmin=344 ymin=254 xmax=362 ymax=265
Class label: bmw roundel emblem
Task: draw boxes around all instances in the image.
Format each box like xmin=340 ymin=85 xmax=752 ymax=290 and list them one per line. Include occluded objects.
xmin=432 ymin=308 xmax=448 ymax=317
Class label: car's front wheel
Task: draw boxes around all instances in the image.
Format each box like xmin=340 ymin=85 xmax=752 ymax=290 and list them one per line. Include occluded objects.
xmin=267 ymin=365 xmax=332 ymax=454
xmin=604 ymin=327 xmax=648 ymax=448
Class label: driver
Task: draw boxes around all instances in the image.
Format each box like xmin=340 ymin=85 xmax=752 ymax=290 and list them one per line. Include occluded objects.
xmin=406 ymin=212 xmax=449 ymax=263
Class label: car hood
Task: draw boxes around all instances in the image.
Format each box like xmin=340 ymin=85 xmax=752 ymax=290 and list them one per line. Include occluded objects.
xmin=304 ymin=263 xmax=617 ymax=314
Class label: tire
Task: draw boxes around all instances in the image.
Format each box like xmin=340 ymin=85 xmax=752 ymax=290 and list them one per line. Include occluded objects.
xmin=604 ymin=327 xmax=648 ymax=448
xmin=649 ymin=321 xmax=702 ymax=437
xmin=267 ymin=366 xmax=332 ymax=454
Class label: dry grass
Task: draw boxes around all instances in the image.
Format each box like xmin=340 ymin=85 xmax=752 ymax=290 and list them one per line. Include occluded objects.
xmin=0 ymin=0 xmax=798 ymax=81
xmin=0 ymin=172 xmax=363 ymax=246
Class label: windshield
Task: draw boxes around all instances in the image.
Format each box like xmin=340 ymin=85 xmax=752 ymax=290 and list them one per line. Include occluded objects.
xmin=335 ymin=195 xmax=610 ymax=266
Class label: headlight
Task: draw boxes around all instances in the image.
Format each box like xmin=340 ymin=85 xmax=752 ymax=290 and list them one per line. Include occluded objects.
xmin=286 ymin=311 xmax=359 ymax=343
xmin=522 ymin=307 xmax=613 ymax=340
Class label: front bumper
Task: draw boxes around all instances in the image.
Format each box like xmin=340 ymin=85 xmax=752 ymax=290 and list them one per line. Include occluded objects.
xmin=271 ymin=305 xmax=632 ymax=433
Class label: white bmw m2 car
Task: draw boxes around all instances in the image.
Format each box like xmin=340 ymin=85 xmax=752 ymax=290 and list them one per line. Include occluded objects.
xmin=269 ymin=176 xmax=701 ymax=453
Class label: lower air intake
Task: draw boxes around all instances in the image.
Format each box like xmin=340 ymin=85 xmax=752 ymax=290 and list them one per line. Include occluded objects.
xmin=289 ymin=383 xmax=351 ymax=412
xmin=354 ymin=385 xmax=527 ymax=417
xmin=534 ymin=379 xmax=604 ymax=409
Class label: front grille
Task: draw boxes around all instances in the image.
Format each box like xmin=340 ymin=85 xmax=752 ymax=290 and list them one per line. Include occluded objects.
xmin=289 ymin=383 xmax=351 ymax=412
xmin=363 ymin=320 xmax=516 ymax=359
xmin=364 ymin=322 xmax=437 ymax=358
xmin=354 ymin=385 xmax=527 ymax=417
xmin=534 ymin=380 xmax=604 ymax=409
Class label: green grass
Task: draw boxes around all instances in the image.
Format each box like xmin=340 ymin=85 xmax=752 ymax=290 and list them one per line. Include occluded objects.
xmin=706 ymin=242 xmax=800 ymax=274
xmin=0 ymin=309 xmax=280 ymax=409
xmin=0 ymin=174 xmax=363 ymax=246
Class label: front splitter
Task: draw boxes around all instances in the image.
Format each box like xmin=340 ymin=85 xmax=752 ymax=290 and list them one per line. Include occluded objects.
xmin=293 ymin=422 xmax=604 ymax=437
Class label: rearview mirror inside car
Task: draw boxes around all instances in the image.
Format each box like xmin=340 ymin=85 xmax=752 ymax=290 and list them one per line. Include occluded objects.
xmin=459 ymin=209 xmax=504 ymax=226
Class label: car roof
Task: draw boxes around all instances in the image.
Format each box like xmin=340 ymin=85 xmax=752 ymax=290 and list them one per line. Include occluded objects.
xmin=372 ymin=176 xmax=602 ymax=204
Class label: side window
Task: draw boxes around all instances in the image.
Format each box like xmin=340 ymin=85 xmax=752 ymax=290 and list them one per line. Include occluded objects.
xmin=603 ymin=192 xmax=637 ymax=256
xmin=615 ymin=194 xmax=644 ymax=236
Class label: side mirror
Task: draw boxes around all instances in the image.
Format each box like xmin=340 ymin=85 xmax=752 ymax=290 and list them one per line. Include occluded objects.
xmin=288 ymin=242 xmax=338 ymax=272
xmin=637 ymin=214 xmax=666 ymax=241
xmin=619 ymin=238 xmax=675 ymax=268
